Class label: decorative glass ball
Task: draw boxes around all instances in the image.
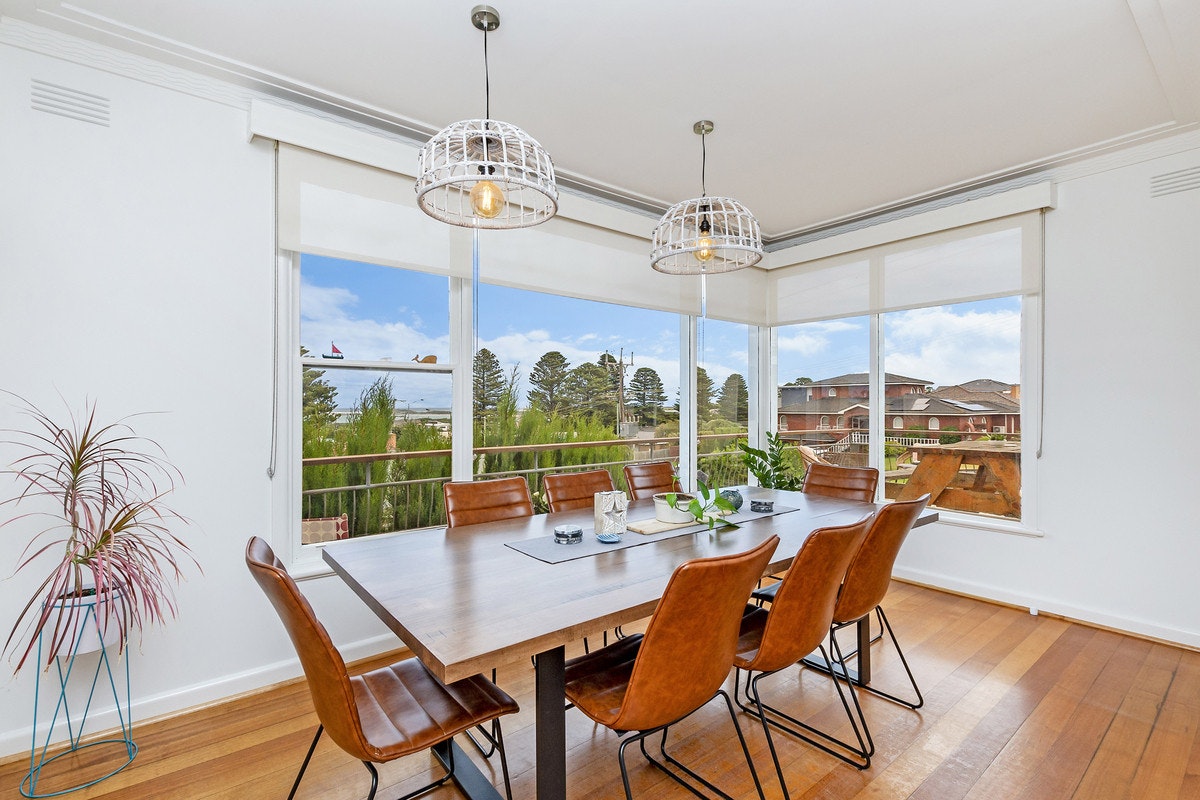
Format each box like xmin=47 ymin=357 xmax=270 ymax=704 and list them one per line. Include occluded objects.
xmin=719 ymin=489 xmax=744 ymax=510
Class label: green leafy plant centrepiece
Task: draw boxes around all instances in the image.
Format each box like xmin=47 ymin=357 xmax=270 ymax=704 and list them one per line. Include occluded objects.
xmin=1 ymin=394 xmax=199 ymax=673
xmin=666 ymin=480 xmax=738 ymax=530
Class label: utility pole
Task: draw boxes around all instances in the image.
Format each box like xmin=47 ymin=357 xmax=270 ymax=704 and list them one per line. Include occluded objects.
xmin=603 ymin=349 xmax=633 ymax=435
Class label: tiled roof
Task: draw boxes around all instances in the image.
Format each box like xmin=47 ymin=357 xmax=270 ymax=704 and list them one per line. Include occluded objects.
xmin=930 ymin=386 xmax=1020 ymax=412
xmin=781 ymin=393 xmax=1017 ymax=416
xmin=785 ymin=372 xmax=933 ymax=387
xmin=778 ymin=398 xmax=870 ymax=414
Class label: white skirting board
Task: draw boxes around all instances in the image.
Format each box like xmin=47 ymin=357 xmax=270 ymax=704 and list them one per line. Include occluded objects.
xmin=892 ymin=566 xmax=1200 ymax=651
xmin=0 ymin=633 xmax=399 ymax=760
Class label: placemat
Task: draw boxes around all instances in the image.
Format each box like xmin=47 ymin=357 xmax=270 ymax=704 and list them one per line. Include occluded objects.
xmin=505 ymin=504 xmax=798 ymax=564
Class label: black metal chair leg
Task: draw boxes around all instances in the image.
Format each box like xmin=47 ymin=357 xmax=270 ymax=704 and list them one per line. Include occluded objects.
xmin=288 ymin=725 xmax=323 ymax=800
xmin=362 ymin=760 xmax=379 ymax=800
xmin=735 ymin=639 xmax=874 ymax=770
xmin=466 ymin=669 xmax=501 ymax=758
xmin=853 ymin=606 xmax=924 ymax=709
xmin=624 ymin=690 xmax=766 ymax=800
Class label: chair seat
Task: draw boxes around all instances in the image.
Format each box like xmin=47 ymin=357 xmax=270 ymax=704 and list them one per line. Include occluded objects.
xmin=750 ymin=580 xmax=779 ymax=604
xmin=564 ymin=633 xmax=644 ymax=727
xmin=733 ymin=605 xmax=768 ymax=667
xmin=352 ymin=659 xmax=520 ymax=761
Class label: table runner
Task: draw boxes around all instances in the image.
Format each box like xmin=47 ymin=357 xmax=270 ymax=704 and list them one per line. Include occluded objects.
xmin=505 ymin=505 xmax=798 ymax=564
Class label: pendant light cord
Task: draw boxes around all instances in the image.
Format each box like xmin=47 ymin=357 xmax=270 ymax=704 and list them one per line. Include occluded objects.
xmin=700 ymin=131 xmax=707 ymax=197
xmin=483 ymin=25 xmax=491 ymax=120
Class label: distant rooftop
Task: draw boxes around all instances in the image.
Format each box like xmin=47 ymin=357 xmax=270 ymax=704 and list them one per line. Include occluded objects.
xmin=783 ymin=372 xmax=933 ymax=387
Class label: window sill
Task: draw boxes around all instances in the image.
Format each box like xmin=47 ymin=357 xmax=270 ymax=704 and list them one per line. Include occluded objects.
xmin=927 ymin=509 xmax=1043 ymax=538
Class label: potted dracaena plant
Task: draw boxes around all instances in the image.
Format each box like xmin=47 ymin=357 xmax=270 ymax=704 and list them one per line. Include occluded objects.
xmin=1 ymin=393 xmax=198 ymax=673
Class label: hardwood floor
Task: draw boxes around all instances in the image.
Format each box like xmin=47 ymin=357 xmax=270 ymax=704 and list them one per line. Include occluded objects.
xmin=3 ymin=582 xmax=1198 ymax=799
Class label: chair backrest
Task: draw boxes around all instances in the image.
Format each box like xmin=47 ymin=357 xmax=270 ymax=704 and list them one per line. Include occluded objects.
xmin=740 ymin=517 xmax=872 ymax=674
xmin=244 ymin=537 xmax=371 ymax=760
xmin=611 ymin=535 xmax=779 ymax=732
xmin=443 ymin=476 xmax=534 ymax=528
xmin=543 ymin=469 xmax=615 ymax=513
xmin=622 ymin=461 xmax=681 ymax=501
xmin=802 ymin=463 xmax=880 ymax=503
xmin=833 ymin=494 xmax=930 ymax=624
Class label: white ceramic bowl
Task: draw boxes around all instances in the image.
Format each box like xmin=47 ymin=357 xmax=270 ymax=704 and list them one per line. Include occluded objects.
xmin=652 ymin=493 xmax=695 ymax=523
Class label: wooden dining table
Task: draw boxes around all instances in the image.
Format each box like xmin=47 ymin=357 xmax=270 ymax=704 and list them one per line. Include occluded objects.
xmin=322 ymin=486 xmax=935 ymax=800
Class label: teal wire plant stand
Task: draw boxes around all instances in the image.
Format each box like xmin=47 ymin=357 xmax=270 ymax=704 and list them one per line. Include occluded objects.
xmin=21 ymin=596 xmax=137 ymax=798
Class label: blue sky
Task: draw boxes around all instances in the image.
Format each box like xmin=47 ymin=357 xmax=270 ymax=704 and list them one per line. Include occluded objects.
xmin=301 ymin=255 xmax=1020 ymax=410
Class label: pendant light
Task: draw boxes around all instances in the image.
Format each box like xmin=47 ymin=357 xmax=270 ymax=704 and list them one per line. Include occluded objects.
xmin=650 ymin=121 xmax=763 ymax=274
xmin=416 ymin=5 xmax=558 ymax=229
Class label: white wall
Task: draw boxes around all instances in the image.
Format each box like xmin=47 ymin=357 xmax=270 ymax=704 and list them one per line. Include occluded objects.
xmin=0 ymin=41 xmax=391 ymax=758
xmin=894 ymin=142 xmax=1200 ymax=647
xmin=2 ymin=28 xmax=1199 ymax=761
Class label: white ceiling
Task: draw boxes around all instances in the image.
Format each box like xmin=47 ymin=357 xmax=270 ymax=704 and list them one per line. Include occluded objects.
xmin=4 ymin=0 xmax=1198 ymax=242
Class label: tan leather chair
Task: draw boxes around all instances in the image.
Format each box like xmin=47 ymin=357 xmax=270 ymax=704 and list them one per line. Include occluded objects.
xmin=622 ymin=460 xmax=680 ymax=501
xmin=441 ymin=476 xmax=533 ymax=743
xmin=801 ymin=462 xmax=880 ymax=502
xmin=543 ymin=469 xmax=614 ymax=513
xmin=732 ymin=517 xmax=875 ymax=785
xmin=752 ymin=462 xmax=880 ymax=604
xmin=244 ymin=537 xmax=518 ymax=800
xmin=563 ymin=535 xmax=779 ymax=800
xmin=830 ymin=494 xmax=930 ymax=710
xmin=443 ymin=476 xmax=533 ymax=527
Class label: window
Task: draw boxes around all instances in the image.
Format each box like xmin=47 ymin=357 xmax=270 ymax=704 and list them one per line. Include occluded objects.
xmin=884 ymin=296 xmax=1022 ymax=519
xmin=770 ymin=207 xmax=1044 ymax=527
xmin=475 ymin=283 xmax=681 ymax=506
xmin=776 ymin=316 xmax=870 ymax=473
xmin=697 ymin=317 xmax=751 ymax=487
xmin=299 ymin=256 xmax=453 ymax=539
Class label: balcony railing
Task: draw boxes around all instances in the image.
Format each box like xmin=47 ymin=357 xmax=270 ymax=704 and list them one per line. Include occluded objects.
xmin=302 ymin=433 xmax=750 ymax=537
xmin=303 ymin=427 xmax=1021 ymax=538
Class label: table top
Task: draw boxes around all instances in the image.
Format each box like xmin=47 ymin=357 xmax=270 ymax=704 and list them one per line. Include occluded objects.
xmin=322 ymin=486 xmax=914 ymax=683
xmin=911 ymin=439 xmax=1021 ymax=456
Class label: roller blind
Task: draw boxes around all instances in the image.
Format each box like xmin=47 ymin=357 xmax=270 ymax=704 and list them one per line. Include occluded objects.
xmin=769 ymin=211 xmax=1043 ymax=325
xmin=277 ymin=143 xmax=727 ymax=316
xmin=277 ymin=144 xmax=466 ymax=278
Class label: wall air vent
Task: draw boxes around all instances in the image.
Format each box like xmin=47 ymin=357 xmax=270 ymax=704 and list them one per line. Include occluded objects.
xmin=30 ymin=79 xmax=110 ymax=127
xmin=1150 ymin=165 xmax=1200 ymax=198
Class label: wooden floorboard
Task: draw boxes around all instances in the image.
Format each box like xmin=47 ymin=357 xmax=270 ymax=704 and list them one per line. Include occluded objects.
xmin=3 ymin=583 xmax=1198 ymax=799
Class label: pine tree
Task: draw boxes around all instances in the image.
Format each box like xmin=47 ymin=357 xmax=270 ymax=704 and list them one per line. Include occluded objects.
xmin=718 ymin=373 xmax=749 ymax=424
xmin=696 ymin=366 xmax=715 ymax=422
xmin=627 ymin=367 xmax=668 ymax=427
xmin=563 ymin=361 xmax=617 ymax=425
xmin=473 ymin=348 xmax=505 ymax=417
xmin=301 ymin=346 xmax=338 ymax=432
xmin=527 ymin=351 xmax=571 ymax=415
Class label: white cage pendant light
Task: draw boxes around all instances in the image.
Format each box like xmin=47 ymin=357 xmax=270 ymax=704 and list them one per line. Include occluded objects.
xmin=416 ymin=5 xmax=558 ymax=229
xmin=650 ymin=121 xmax=763 ymax=274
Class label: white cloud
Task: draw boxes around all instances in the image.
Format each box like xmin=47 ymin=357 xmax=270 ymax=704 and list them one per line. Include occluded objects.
xmin=884 ymin=306 xmax=1020 ymax=386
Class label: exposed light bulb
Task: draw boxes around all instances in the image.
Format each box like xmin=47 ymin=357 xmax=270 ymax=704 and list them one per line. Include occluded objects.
xmin=471 ymin=180 xmax=505 ymax=219
xmin=696 ymin=215 xmax=714 ymax=262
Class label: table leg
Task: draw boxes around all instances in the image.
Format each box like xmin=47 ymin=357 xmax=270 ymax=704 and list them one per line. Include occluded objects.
xmin=536 ymin=645 xmax=567 ymax=800
xmin=432 ymin=739 xmax=503 ymax=800
xmin=801 ymin=614 xmax=873 ymax=686
xmin=855 ymin=614 xmax=872 ymax=684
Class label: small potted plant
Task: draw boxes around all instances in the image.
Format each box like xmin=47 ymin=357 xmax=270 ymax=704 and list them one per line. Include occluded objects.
xmin=665 ymin=480 xmax=738 ymax=530
xmin=1 ymin=394 xmax=198 ymax=673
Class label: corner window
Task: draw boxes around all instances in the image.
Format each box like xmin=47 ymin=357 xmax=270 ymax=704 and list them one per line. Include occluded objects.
xmin=299 ymin=255 xmax=454 ymax=541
